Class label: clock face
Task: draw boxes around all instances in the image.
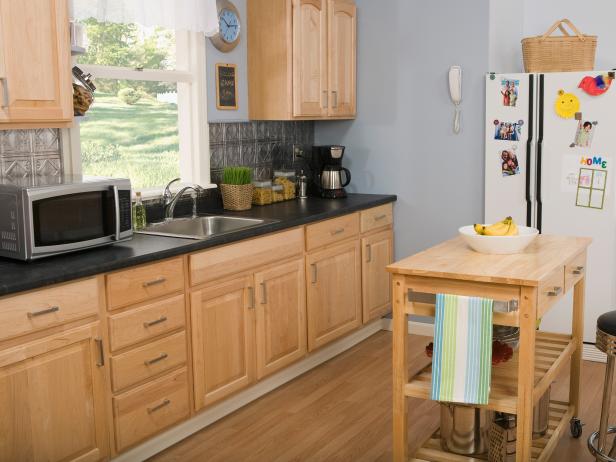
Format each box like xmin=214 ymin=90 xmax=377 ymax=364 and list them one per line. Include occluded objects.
xmin=219 ymin=8 xmax=240 ymax=43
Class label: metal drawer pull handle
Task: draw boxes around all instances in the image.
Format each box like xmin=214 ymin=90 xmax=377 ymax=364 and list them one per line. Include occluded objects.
xmin=143 ymin=277 xmax=166 ymax=288
xmin=143 ymin=316 xmax=167 ymax=328
xmin=374 ymin=214 xmax=387 ymax=221
xmin=95 ymin=338 xmax=105 ymax=367
xmin=332 ymin=90 xmax=338 ymax=108
xmin=547 ymin=286 xmax=563 ymax=296
xmin=144 ymin=352 xmax=168 ymax=365
xmin=147 ymin=399 xmax=171 ymax=414
xmin=322 ymin=90 xmax=328 ymax=108
xmin=311 ymin=264 xmax=318 ymax=284
xmin=572 ymin=266 xmax=585 ymax=275
xmin=261 ymin=282 xmax=267 ymax=304
xmin=27 ymin=306 xmax=60 ymax=319
xmin=366 ymin=244 xmax=372 ymax=263
xmin=0 ymin=77 xmax=9 ymax=109
xmin=330 ymin=228 xmax=345 ymax=236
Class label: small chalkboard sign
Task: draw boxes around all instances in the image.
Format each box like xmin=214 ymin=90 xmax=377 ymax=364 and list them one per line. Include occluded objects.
xmin=215 ymin=63 xmax=238 ymax=110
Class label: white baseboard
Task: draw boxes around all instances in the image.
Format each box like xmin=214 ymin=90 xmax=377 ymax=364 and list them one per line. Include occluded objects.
xmin=112 ymin=319 xmax=385 ymax=462
xmin=380 ymin=318 xmax=435 ymax=337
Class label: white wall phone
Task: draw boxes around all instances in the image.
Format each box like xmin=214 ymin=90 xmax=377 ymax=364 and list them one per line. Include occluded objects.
xmin=449 ymin=65 xmax=462 ymax=134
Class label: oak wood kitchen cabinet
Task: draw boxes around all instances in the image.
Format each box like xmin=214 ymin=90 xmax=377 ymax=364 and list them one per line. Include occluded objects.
xmin=0 ymin=203 xmax=393 ymax=460
xmin=247 ymin=0 xmax=356 ymax=120
xmin=0 ymin=0 xmax=73 ymax=128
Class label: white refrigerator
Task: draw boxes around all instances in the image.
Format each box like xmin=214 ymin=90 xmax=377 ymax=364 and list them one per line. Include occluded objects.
xmin=485 ymin=70 xmax=616 ymax=345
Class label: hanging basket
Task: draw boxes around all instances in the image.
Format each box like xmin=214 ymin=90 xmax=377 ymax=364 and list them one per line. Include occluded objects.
xmin=522 ymin=19 xmax=596 ymax=72
xmin=220 ymin=183 xmax=254 ymax=211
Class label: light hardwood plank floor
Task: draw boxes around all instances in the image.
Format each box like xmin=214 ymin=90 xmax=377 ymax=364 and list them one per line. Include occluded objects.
xmin=149 ymin=331 xmax=610 ymax=461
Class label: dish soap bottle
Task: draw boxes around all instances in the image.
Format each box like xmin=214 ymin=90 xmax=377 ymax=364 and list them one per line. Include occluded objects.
xmin=132 ymin=192 xmax=147 ymax=231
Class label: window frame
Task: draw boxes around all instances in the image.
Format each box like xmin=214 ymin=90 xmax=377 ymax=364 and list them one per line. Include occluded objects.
xmin=62 ymin=30 xmax=212 ymax=197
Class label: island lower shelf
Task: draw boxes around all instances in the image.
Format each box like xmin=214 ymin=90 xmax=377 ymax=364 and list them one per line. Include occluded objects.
xmin=404 ymin=332 xmax=575 ymax=414
xmin=411 ymin=400 xmax=574 ymax=462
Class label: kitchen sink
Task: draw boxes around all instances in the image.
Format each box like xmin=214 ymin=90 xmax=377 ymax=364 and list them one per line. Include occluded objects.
xmin=136 ymin=215 xmax=279 ymax=240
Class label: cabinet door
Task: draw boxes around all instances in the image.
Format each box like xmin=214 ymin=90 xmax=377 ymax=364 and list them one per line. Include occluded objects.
xmin=327 ymin=0 xmax=356 ymax=117
xmin=292 ymin=0 xmax=328 ymax=117
xmin=191 ymin=276 xmax=255 ymax=410
xmin=362 ymin=229 xmax=393 ymax=323
xmin=0 ymin=0 xmax=72 ymax=124
xmin=254 ymin=259 xmax=307 ymax=379
xmin=306 ymin=240 xmax=361 ymax=351
xmin=0 ymin=323 xmax=109 ymax=462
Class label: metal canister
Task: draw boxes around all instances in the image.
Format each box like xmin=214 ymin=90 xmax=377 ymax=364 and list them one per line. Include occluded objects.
xmin=298 ymin=170 xmax=308 ymax=199
xmin=440 ymin=404 xmax=489 ymax=455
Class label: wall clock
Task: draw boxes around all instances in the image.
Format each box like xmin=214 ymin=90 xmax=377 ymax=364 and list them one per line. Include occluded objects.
xmin=209 ymin=0 xmax=241 ymax=52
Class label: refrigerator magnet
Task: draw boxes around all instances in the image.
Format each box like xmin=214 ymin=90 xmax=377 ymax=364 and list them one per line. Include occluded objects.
xmin=555 ymin=90 xmax=580 ymax=119
xmin=500 ymin=78 xmax=520 ymax=107
xmin=576 ymin=168 xmax=607 ymax=210
xmin=578 ymin=73 xmax=614 ymax=96
xmin=500 ymin=146 xmax=520 ymax=177
xmin=570 ymin=120 xmax=598 ymax=148
xmin=493 ymin=119 xmax=522 ymax=141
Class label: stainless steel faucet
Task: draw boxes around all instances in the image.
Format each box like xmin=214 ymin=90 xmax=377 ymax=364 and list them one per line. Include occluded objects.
xmin=163 ymin=178 xmax=205 ymax=220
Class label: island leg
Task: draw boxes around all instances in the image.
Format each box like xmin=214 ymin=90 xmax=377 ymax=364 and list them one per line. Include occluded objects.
xmin=392 ymin=274 xmax=408 ymax=461
xmin=516 ymin=286 xmax=537 ymax=462
xmin=570 ymin=276 xmax=585 ymax=414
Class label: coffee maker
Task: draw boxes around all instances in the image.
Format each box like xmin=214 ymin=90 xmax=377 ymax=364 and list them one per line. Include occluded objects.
xmin=307 ymin=145 xmax=351 ymax=198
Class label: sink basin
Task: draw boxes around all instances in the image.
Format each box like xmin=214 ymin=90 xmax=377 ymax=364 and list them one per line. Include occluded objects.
xmin=136 ymin=215 xmax=278 ymax=240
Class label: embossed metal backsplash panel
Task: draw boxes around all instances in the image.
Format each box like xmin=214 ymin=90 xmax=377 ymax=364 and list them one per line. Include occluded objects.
xmin=0 ymin=129 xmax=62 ymax=178
xmin=209 ymin=121 xmax=314 ymax=183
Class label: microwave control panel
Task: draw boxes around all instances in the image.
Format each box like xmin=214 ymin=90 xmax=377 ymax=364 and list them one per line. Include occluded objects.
xmin=119 ymin=189 xmax=132 ymax=232
xmin=0 ymin=193 xmax=19 ymax=256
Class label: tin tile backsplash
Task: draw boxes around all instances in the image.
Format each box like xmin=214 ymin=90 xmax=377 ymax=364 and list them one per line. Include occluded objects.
xmin=209 ymin=121 xmax=314 ymax=183
xmin=0 ymin=129 xmax=62 ymax=178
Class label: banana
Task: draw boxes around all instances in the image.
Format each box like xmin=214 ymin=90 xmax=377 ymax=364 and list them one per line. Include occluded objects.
xmin=505 ymin=220 xmax=519 ymax=236
xmin=474 ymin=223 xmax=485 ymax=235
xmin=483 ymin=217 xmax=513 ymax=236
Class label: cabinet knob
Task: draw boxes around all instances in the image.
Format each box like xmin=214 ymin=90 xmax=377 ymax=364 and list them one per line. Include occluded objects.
xmin=143 ymin=316 xmax=168 ymax=328
xmin=147 ymin=399 xmax=171 ymax=414
xmin=311 ymin=264 xmax=318 ymax=284
xmin=572 ymin=266 xmax=584 ymax=275
xmin=27 ymin=306 xmax=60 ymax=319
xmin=547 ymin=286 xmax=563 ymax=297
xmin=142 ymin=277 xmax=166 ymax=288
xmin=144 ymin=352 xmax=168 ymax=366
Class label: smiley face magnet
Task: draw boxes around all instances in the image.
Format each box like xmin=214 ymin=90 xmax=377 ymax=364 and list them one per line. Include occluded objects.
xmin=555 ymin=90 xmax=580 ymax=119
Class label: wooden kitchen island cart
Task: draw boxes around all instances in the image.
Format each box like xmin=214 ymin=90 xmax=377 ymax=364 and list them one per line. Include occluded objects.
xmin=388 ymin=235 xmax=592 ymax=462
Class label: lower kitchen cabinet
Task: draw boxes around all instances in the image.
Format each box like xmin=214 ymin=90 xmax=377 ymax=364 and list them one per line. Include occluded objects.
xmin=255 ymin=259 xmax=307 ymax=379
xmin=191 ymin=276 xmax=256 ymax=410
xmin=306 ymin=239 xmax=362 ymax=351
xmin=361 ymin=229 xmax=393 ymax=323
xmin=0 ymin=323 xmax=109 ymax=462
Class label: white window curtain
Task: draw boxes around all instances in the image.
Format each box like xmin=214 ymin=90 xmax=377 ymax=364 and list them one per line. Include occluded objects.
xmin=72 ymin=0 xmax=219 ymax=36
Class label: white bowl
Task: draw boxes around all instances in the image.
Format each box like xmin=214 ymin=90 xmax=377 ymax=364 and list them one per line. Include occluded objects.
xmin=459 ymin=225 xmax=539 ymax=255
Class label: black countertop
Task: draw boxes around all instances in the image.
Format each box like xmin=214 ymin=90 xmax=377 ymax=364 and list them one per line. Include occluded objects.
xmin=0 ymin=194 xmax=396 ymax=297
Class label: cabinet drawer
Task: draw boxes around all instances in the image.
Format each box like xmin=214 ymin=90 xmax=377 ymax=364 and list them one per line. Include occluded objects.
xmin=305 ymin=213 xmax=359 ymax=251
xmin=109 ymin=294 xmax=186 ymax=352
xmin=190 ymin=227 xmax=304 ymax=286
xmin=106 ymin=258 xmax=184 ymax=310
xmin=565 ymin=251 xmax=586 ymax=291
xmin=360 ymin=204 xmax=393 ymax=234
xmin=113 ymin=368 xmax=189 ymax=452
xmin=111 ymin=331 xmax=187 ymax=392
xmin=538 ymin=266 xmax=565 ymax=318
xmin=0 ymin=278 xmax=99 ymax=342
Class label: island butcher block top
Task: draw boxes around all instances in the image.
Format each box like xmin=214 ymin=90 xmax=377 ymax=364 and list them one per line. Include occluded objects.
xmin=387 ymin=234 xmax=592 ymax=286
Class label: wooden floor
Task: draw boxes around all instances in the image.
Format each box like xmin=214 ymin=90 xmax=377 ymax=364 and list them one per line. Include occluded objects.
xmin=150 ymin=331 xmax=612 ymax=462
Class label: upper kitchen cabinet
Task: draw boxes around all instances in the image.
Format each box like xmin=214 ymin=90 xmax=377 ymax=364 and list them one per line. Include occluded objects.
xmin=247 ymin=0 xmax=356 ymax=120
xmin=0 ymin=0 xmax=73 ymax=128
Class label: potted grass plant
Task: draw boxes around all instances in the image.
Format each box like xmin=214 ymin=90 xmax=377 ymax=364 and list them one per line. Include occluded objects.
xmin=220 ymin=166 xmax=254 ymax=211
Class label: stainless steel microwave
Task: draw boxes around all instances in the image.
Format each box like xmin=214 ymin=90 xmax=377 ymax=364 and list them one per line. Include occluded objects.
xmin=0 ymin=175 xmax=132 ymax=260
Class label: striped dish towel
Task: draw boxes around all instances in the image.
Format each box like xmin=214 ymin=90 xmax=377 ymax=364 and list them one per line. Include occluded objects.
xmin=431 ymin=294 xmax=493 ymax=405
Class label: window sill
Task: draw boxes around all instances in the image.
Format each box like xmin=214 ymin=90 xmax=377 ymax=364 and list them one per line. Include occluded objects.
xmin=135 ymin=183 xmax=218 ymax=201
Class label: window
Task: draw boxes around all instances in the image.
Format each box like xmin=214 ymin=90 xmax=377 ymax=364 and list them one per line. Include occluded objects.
xmin=68 ymin=19 xmax=209 ymax=193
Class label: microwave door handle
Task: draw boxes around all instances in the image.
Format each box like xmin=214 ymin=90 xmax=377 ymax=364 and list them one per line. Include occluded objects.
xmin=112 ymin=185 xmax=121 ymax=240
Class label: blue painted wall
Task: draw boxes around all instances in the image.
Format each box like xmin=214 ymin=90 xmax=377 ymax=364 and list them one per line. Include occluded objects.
xmin=315 ymin=0 xmax=491 ymax=260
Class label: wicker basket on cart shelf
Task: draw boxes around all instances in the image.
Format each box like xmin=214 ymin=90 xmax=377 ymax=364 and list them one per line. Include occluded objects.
xmin=522 ymin=18 xmax=596 ymax=72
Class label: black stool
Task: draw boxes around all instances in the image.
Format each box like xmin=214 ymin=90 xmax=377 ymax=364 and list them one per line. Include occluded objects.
xmin=588 ymin=311 xmax=616 ymax=461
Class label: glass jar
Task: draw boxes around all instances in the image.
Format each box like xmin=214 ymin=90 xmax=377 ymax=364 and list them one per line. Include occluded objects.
xmin=272 ymin=184 xmax=285 ymax=203
xmin=252 ymin=180 xmax=273 ymax=205
xmin=273 ymin=170 xmax=296 ymax=200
